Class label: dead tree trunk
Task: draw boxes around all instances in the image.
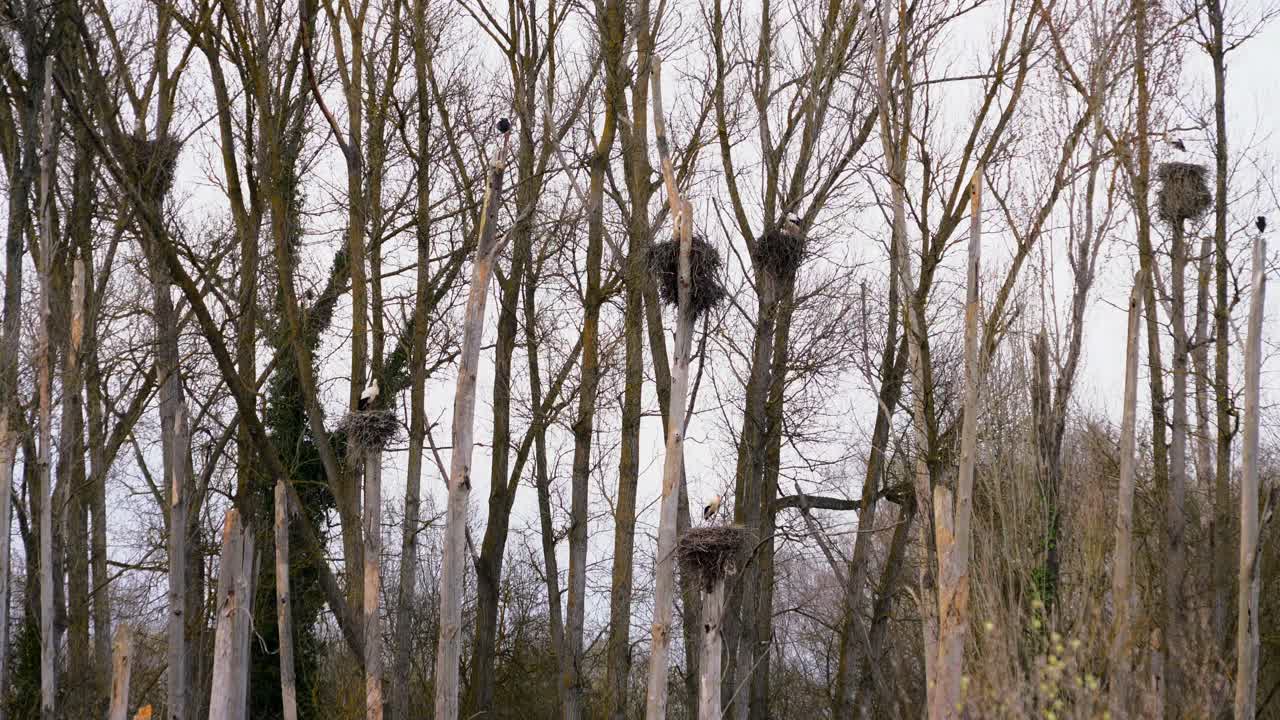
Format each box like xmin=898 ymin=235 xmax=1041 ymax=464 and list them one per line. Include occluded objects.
xmin=644 ymin=55 xmax=696 ymax=720
xmin=274 ymin=481 xmax=298 ymax=720
xmin=929 ymin=169 xmax=982 ymax=720
xmin=432 ymin=137 xmax=510 ymax=720
xmin=1109 ymin=273 xmax=1146 ymax=717
xmin=698 ymin=580 xmax=727 ymax=720
xmin=209 ymin=509 xmax=256 ymax=720
xmin=1233 ymin=234 xmax=1264 ymax=719
xmin=365 ymin=449 xmax=384 ymax=720
xmin=108 ymin=626 xmax=134 ymax=720
xmin=35 ymin=58 xmax=57 ymax=720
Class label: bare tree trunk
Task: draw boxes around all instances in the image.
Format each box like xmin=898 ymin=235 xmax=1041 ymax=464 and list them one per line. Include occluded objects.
xmin=210 ymin=509 xmax=256 ymax=720
xmin=604 ymin=0 xmax=653 ymax=711
xmin=1206 ymin=0 xmax=1233 ymax=645
xmin=0 ymin=420 xmax=11 ymax=720
xmin=1166 ymin=217 xmax=1191 ymax=690
xmin=1232 ymin=234 xmax=1264 ymax=719
xmin=169 ymin=398 xmax=191 ymax=720
xmin=644 ymin=55 xmax=696 ymax=720
xmin=108 ymin=626 xmax=134 ymax=720
xmin=274 ymin=482 xmax=298 ymax=720
xmin=1109 ymin=273 xmax=1146 ymax=717
xmin=1130 ymin=0 xmax=1175 ymax=704
xmin=35 ymin=58 xmax=57 ymax=720
xmin=698 ymin=578 xmax=727 ymax=720
xmin=563 ymin=53 xmax=617 ymax=720
xmin=365 ymin=449 xmax=384 ymax=720
xmin=432 ymin=138 xmax=510 ymax=720
xmin=930 ymin=169 xmax=982 ymax=720
xmin=393 ymin=10 xmax=431 ymax=709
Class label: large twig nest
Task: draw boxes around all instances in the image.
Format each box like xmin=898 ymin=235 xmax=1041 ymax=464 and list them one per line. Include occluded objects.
xmin=1156 ymin=161 xmax=1211 ymax=224
xmin=340 ymin=409 xmax=399 ymax=454
xmin=754 ymin=228 xmax=807 ymax=278
xmin=648 ymin=235 xmax=726 ymax=318
xmin=679 ymin=525 xmax=751 ymax=590
xmin=121 ymin=132 xmax=182 ymax=198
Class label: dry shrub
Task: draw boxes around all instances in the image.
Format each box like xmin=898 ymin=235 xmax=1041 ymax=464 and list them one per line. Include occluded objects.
xmin=754 ymin=228 xmax=806 ymax=278
xmin=678 ymin=525 xmax=750 ymax=591
xmin=648 ymin=235 xmax=726 ymax=318
xmin=1156 ymin=161 xmax=1211 ymax=224
xmin=121 ymin=132 xmax=182 ymax=198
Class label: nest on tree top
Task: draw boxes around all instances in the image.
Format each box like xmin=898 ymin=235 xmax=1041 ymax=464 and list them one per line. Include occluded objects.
xmin=121 ymin=132 xmax=183 ymax=198
xmin=648 ymin=235 xmax=726 ymax=318
xmin=754 ymin=228 xmax=807 ymax=278
xmin=340 ymin=409 xmax=399 ymax=454
xmin=1156 ymin=162 xmax=1211 ymax=224
xmin=678 ymin=525 xmax=751 ymax=591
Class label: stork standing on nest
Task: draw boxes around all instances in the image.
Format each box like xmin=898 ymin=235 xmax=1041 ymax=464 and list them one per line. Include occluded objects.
xmin=358 ymin=378 xmax=380 ymax=411
xmin=781 ymin=213 xmax=803 ymax=239
xmin=702 ymin=495 xmax=722 ymax=524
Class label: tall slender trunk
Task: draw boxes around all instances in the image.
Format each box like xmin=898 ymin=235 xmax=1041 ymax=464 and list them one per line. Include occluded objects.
xmin=0 ymin=422 xmax=12 ymax=720
xmin=1206 ymin=0 xmax=1233 ymax=645
xmin=1166 ymin=219 xmax=1190 ymax=683
xmin=1131 ymin=0 xmax=1176 ymax=703
xmin=275 ymin=482 xmax=298 ymax=720
xmin=433 ymin=141 xmax=510 ymax=720
xmin=61 ymin=265 xmax=91 ymax=715
xmin=563 ymin=70 xmax=617 ymax=720
xmin=364 ymin=449 xmax=384 ymax=720
xmin=1232 ymin=235 xmax=1264 ymax=719
xmin=748 ymin=280 xmax=799 ymax=720
xmin=697 ymin=578 xmax=728 ymax=720
xmin=527 ymin=266 xmax=572 ymax=713
xmin=468 ymin=128 xmax=536 ymax=716
xmin=35 ymin=59 xmax=57 ymax=720
xmin=602 ymin=0 xmax=649 ymax=711
xmin=1109 ymin=274 xmax=1146 ymax=717
xmin=929 ymin=170 xmax=982 ymax=720
xmin=644 ymin=56 xmax=696 ymax=720
xmin=392 ymin=12 xmax=432 ymax=711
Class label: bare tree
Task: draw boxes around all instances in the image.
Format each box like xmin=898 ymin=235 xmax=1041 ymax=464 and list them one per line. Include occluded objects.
xmin=1233 ymin=233 xmax=1265 ymax=718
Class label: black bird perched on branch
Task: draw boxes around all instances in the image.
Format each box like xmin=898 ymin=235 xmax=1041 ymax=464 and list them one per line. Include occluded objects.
xmin=496 ymin=117 xmax=511 ymax=134
xmin=1258 ymin=216 xmax=1267 ymax=233
xmin=1170 ymin=139 xmax=1186 ymax=151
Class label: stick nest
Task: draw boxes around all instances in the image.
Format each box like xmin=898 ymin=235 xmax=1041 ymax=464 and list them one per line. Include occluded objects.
xmin=121 ymin=132 xmax=183 ymax=198
xmin=678 ymin=525 xmax=751 ymax=590
xmin=340 ymin=410 xmax=400 ymax=453
xmin=648 ymin=235 xmax=726 ymax=318
xmin=754 ymin=228 xmax=807 ymax=278
xmin=1156 ymin=161 xmax=1211 ymax=224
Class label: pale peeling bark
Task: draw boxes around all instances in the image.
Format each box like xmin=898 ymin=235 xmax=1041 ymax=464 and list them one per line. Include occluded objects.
xmin=644 ymin=55 xmax=696 ymax=720
xmin=1233 ymin=235 xmax=1264 ymax=719
xmin=930 ymin=170 xmax=982 ymax=720
xmin=698 ymin=579 xmax=727 ymax=720
xmin=365 ymin=450 xmax=384 ymax=720
xmin=35 ymin=59 xmax=57 ymax=720
xmin=108 ymin=626 xmax=134 ymax=720
xmin=209 ymin=509 xmax=256 ymax=720
xmin=275 ymin=481 xmax=298 ymax=720
xmin=432 ymin=138 xmax=510 ymax=720
xmin=1108 ymin=273 xmax=1145 ymax=717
